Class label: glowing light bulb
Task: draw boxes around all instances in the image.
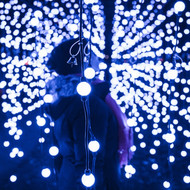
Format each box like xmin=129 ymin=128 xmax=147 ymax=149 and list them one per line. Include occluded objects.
xmin=10 ymin=175 xmax=17 ymax=182
xmin=34 ymin=10 xmax=43 ymax=18
xmin=81 ymin=171 xmax=95 ymax=188
xmin=163 ymin=133 xmax=176 ymax=143
xmin=49 ymin=146 xmax=59 ymax=156
xmin=88 ymin=140 xmax=100 ymax=152
xmin=84 ymin=67 xmax=96 ymax=79
xmin=163 ymin=181 xmax=170 ymax=188
xmin=152 ymin=163 xmax=158 ymax=170
xmin=41 ymin=168 xmax=51 ymax=178
xmin=183 ymin=176 xmax=190 ymax=183
xmin=124 ymin=165 xmax=136 ymax=174
xmin=77 ymin=81 xmax=91 ymax=96
xmin=84 ymin=0 xmax=96 ymax=4
xmin=44 ymin=94 xmax=54 ymax=103
xmin=167 ymin=69 xmax=178 ymax=80
xmin=127 ymin=118 xmax=135 ymax=127
xmin=174 ymin=1 xmax=185 ymax=14
xmin=30 ymin=17 xmax=39 ymax=27
xmin=33 ymin=67 xmax=43 ymax=77
xmin=36 ymin=117 xmax=46 ymax=127
xmin=135 ymin=20 xmax=144 ymax=29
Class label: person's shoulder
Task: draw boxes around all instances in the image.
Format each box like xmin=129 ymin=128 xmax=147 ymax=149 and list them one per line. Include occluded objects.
xmin=91 ymin=79 xmax=110 ymax=100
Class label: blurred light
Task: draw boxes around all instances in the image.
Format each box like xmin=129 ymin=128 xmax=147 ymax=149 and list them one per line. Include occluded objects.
xmin=152 ymin=163 xmax=158 ymax=170
xmin=163 ymin=181 xmax=170 ymax=188
xmin=77 ymin=81 xmax=91 ymax=96
xmin=10 ymin=175 xmax=17 ymax=182
xmin=88 ymin=140 xmax=100 ymax=152
xmin=124 ymin=164 xmax=136 ymax=175
xmin=135 ymin=20 xmax=144 ymax=29
xmin=43 ymin=94 xmax=54 ymax=103
xmin=174 ymin=1 xmax=185 ymax=14
xmin=44 ymin=128 xmax=50 ymax=134
xmin=167 ymin=69 xmax=178 ymax=80
xmin=183 ymin=176 xmax=190 ymax=183
xmin=18 ymin=151 xmax=24 ymax=157
xmin=81 ymin=172 xmax=95 ymax=188
xmin=84 ymin=67 xmax=96 ymax=79
xmin=3 ymin=141 xmax=10 ymax=147
xmin=49 ymin=146 xmax=59 ymax=156
xmin=41 ymin=168 xmax=51 ymax=178
xmin=169 ymin=155 xmax=175 ymax=162
xmin=36 ymin=117 xmax=46 ymax=127
xmin=163 ymin=133 xmax=176 ymax=143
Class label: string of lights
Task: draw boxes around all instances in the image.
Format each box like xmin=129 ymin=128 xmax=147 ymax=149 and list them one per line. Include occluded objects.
xmin=0 ymin=0 xmax=105 ymax=188
xmin=110 ymin=0 xmax=190 ymax=189
xmin=0 ymin=0 xmax=190 ymax=189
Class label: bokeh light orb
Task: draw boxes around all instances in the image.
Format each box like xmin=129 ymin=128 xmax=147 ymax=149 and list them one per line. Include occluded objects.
xmin=88 ymin=140 xmax=100 ymax=152
xmin=81 ymin=172 xmax=95 ymax=187
xmin=174 ymin=1 xmax=185 ymax=14
xmin=77 ymin=81 xmax=91 ymax=96
xmin=49 ymin=146 xmax=59 ymax=156
xmin=41 ymin=168 xmax=51 ymax=178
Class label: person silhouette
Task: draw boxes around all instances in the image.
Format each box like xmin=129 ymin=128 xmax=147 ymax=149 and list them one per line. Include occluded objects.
xmin=45 ymin=38 xmax=133 ymax=190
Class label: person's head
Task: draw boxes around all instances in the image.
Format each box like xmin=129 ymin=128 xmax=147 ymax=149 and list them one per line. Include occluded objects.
xmin=46 ymin=38 xmax=99 ymax=75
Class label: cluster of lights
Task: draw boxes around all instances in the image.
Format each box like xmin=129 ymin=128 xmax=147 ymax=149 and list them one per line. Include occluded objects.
xmin=0 ymin=0 xmax=105 ymax=187
xmin=111 ymin=0 xmax=190 ymax=189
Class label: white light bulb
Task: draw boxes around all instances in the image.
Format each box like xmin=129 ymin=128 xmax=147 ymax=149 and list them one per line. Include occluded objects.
xmin=33 ymin=67 xmax=43 ymax=77
xmin=43 ymin=94 xmax=54 ymax=103
xmin=174 ymin=1 xmax=185 ymax=14
xmin=37 ymin=117 xmax=46 ymax=127
xmin=163 ymin=133 xmax=176 ymax=143
xmin=34 ymin=10 xmax=43 ymax=18
xmin=10 ymin=175 xmax=17 ymax=182
xmin=84 ymin=0 xmax=96 ymax=4
xmin=163 ymin=181 xmax=170 ymax=188
xmin=77 ymin=82 xmax=91 ymax=96
xmin=135 ymin=20 xmax=144 ymax=29
xmin=88 ymin=140 xmax=100 ymax=152
xmin=30 ymin=17 xmax=39 ymax=27
xmin=81 ymin=172 xmax=95 ymax=187
xmin=49 ymin=146 xmax=59 ymax=156
xmin=127 ymin=118 xmax=135 ymax=127
xmin=41 ymin=168 xmax=51 ymax=178
xmin=84 ymin=67 xmax=96 ymax=79
xmin=167 ymin=69 xmax=178 ymax=80
xmin=124 ymin=165 xmax=136 ymax=174
xmin=183 ymin=176 xmax=190 ymax=183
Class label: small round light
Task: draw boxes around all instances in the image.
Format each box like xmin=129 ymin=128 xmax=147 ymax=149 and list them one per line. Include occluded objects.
xmin=163 ymin=133 xmax=176 ymax=143
xmin=163 ymin=181 xmax=170 ymax=188
xmin=10 ymin=175 xmax=17 ymax=182
xmin=88 ymin=140 xmax=100 ymax=152
xmin=49 ymin=146 xmax=59 ymax=156
xmin=18 ymin=151 xmax=24 ymax=157
xmin=81 ymin=172 xmax=95 ymax=188
xmin=167 ymin=69 xmax=178 ymax=80
xmin=174 ymin=1 xmax=185 ymax=14
xmin=84 ymin=0 xmax=96 ymax=5
xmin=77 ymin=82 xmax=91 ymax=96
xmin=124 ymin=165 xmax=136 ymax=174
xmin=183 ymin=175 xmax=190 ymax=183
xmin=37 ymin=117 xmax=46 ymax=127
xmin=84 ymin=67 xmax=96 ymax=79
xmin=3 ymin=141 xmax=10 ymax=147
xmin=152 ymin=163 xmax=158 ymax=170
xmin=135 ymin=20 xmax=144 ymax=29
xmin=43 ymin=94 xmax=54 ymax=103
xmin=41 ymin=168 xmax=51 ymax=178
